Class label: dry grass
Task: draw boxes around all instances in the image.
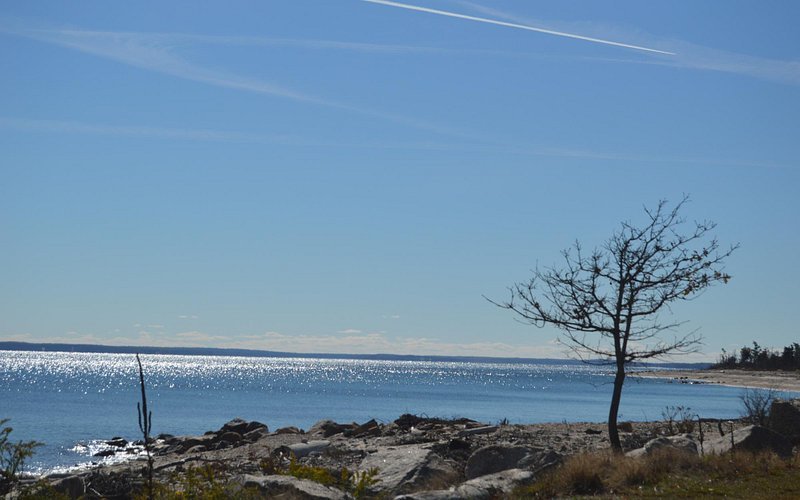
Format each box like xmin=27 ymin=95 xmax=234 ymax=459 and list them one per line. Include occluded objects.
xmin=516 ymin=448 xmax=800 ymax=498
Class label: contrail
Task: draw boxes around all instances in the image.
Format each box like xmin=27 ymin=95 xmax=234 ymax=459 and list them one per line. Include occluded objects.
xmin=363 ymin=0 xmax=676 ymax=56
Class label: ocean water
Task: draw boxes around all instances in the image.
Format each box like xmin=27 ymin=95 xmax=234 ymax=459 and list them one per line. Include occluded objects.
xmin=1 ymin=350 xmax=791 ymax=473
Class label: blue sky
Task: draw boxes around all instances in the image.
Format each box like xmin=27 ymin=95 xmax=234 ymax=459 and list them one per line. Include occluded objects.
xmin=1 ymin=1 xmax=798 ymax=360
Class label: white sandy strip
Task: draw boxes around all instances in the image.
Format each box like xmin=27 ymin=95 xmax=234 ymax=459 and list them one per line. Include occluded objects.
xmin=638 ymin=369 xmax=800 ymax=393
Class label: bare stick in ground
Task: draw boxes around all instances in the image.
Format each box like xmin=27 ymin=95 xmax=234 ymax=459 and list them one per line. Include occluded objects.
xmin=136 ymin=353 xmax=154 ymax=500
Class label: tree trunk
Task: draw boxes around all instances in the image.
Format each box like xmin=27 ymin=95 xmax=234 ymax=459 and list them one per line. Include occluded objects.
xmin=607 ymin=365 xmax=625 ymax=452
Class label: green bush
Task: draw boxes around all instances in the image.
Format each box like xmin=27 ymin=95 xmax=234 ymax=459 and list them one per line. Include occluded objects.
xmin=0 ymin=418 xmax=42 ymax=495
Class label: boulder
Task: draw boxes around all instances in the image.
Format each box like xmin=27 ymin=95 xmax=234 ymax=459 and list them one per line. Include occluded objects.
xmin=457 ymin=426 xmax=498 ymax=437
xmin=396 ymin=469 xmax=535 ymax=500
xmin=348 ymin=419 xmax=381 ymax=438
xmin=274 ymin=440 xmax=331 ymax=459
xmin=309 ymin=420 xmax=354 ymax=438
xmin=50 ymin=475 xmax=86 ymax=498
xmin=245 ymin=420 xmax=269 ymax=433
xmin=705 ymin=425 xmax=792 ymax=458
xmin=244 ymin=427 xmax=270 ymax=442
xmin=359 ymin=444 xmax=459 ymax=495
xmin=626 ymin=435 xmax=698 ymax=458
xmin=465 ymin=444 xmax=560 ymax=479
xmin=105 ymin=437 xmax=128 ymax=448
xmin=769 ymin=399 xmax=800 ymax=444
xmin=174 ymin=437 xmax=212 ymax=454
xmin=274 ymin=426 xmax=303 ymax=435
xmin=239 ymin=474 xmax=350 ymax=500
xmin=216 ymin=431 xmax=243 ymax=444
xmin=220 ymin=418 xmax=250 ymax=435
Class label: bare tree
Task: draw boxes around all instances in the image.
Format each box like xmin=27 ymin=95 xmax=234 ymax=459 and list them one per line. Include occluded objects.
xmin=487 ymin=196 xmax=737 ymax=451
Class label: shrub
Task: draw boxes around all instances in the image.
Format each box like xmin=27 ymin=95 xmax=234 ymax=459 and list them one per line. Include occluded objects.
xmin=661 ymin=405 xmax=695 ymax=435
xmin=740 ymin=387 xmax=776 ymax=426
xmin=278 ymin=457 xmax=378 ymax=498
xmin=0 ymin=419 xmax=42 ymax=495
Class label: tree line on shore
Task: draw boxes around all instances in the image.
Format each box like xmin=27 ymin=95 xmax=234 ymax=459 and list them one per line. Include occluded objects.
xmin=714 ymin=342 xmax=800 ymax=371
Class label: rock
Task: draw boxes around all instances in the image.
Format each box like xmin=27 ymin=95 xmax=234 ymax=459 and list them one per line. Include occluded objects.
xmin=220 ymin=418 xmax=250 ymax=435
xmin=184 ymin=444 xmax=207 ymax=454
xmin=51 ymin=474 xmax=85 ymax=498
xmin=465 ymin=444 xmax=560 ymax=479
xmin=245 ymin=420 xmax=269 ymax=433
xmin=705 ymin=425 xmax=792 ymax=458
xmin=275 ymin=426 xmax=302 ymax=435
xmin=106 ymin=437 xmax=128 ymax=448
xmin=618 ymin=422 xmax=634 ymax=433
xmin=432 ymin=438 xmax=471 ymax=462
xmin=359 ymin=444 xmax=459 ymax=495
xmin=93 ymin=449 xmax=116 ymax=457
xmin=239 ymin=474 xmax=350 ymax=500
xmin=584 ymin=428 xmax=602 ymax=435
xmin=244 ymin=427 xmax=270 ymax=442
xmin=396 ymin=469 xmax=535 ymax=500
xmin=216 ymin=431 xmax=243 ymax=444
xmin=769 ymin=399 xmax=800 ymax=444
xmin=348 ymin=419 xmax=381 ymax=438
xmin=626 ymin=435 xmax=698 ymax=458
xmin=457 ymin=426 xmax=498 ymax=437
xmin=309 ymin=420 xmax=353 ymax=438
xmin=274 ymin=440 xmax=331 ymax=459
xmin=174 ymin=437 xmax=211 ymax=454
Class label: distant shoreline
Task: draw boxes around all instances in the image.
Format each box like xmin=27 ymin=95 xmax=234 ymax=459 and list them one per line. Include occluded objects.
xmin=0 ymin=341 xmax=711 ymax=369
xmin=637 ymin=368 xmax=800 ymax=393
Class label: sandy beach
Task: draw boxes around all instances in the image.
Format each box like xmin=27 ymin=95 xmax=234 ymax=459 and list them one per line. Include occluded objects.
xmin=637 ymin=368 xmax=800 ymax=393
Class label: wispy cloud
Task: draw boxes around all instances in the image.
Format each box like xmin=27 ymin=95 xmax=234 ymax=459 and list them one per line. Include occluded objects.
xmin=336 ymin=328 xmax=363 ymax=334
xmin=15 ymin=27 xmax=327 ymax=104
xmin=0 ymin=116 xmax=785 ymax=169
xmin=0 ymin=23 xmax=479 ymax=140
xmin=363 ymin=0 xmax=674 ymax=55
xmin=0 ymin=115 xmax=481 ymax=152
xmin=456 ymin=1 xmax=800 ymax=86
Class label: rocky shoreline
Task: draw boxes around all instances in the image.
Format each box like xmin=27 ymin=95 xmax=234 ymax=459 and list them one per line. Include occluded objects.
xmin=12 ymin=408 xmax=795 ymax=499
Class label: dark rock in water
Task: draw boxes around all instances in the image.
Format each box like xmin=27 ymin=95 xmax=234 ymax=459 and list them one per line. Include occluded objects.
xmin=93 ymin=449 xmax=116 ymax=457
xmin=706 ymin=425 xmax=792 ymax=458
xmin=156 ymin=433 xmax=175 ymax=441
xmin=106 ymin=437 xmax=128 ymax=448
xmin=239 ymin=474 xmax=349 ymax=500
xmin=770 ymin=399 xmax=800 ymax=444
xmin=465 ymin=444 xmax=560 ymax=480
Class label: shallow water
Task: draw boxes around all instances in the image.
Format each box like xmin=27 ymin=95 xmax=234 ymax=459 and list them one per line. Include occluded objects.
xmin=1 ymin=350 xmax=793 ymax=473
